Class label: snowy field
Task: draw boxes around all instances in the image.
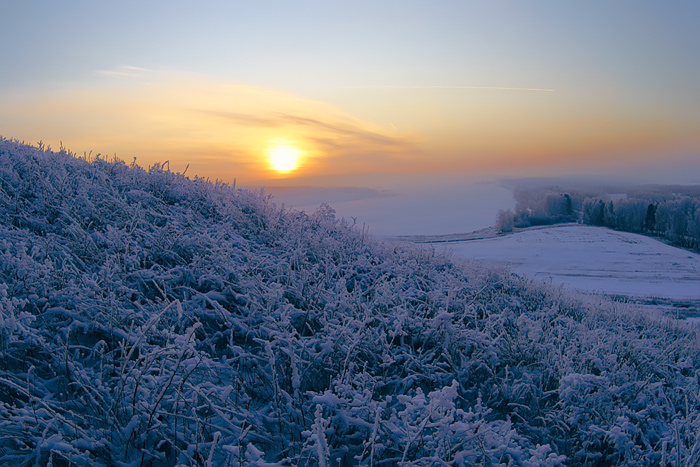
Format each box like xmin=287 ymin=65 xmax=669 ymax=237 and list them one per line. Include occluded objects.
xmin=429 ymin=224 xmax=700 ymax=302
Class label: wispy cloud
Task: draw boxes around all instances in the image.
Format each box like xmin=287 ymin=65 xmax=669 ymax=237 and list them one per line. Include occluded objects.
xmin=120 ymin=65 xmax=154 ymax=72
xmin=337 ymin=85 xmax=555 ymax=92
xmin=276 ymin=113 xmax=406 ymax=147
xmin=202 ymin=110 xmax=409 ymax=150
xmin=94 ymin=65 xmax=156 ymax=78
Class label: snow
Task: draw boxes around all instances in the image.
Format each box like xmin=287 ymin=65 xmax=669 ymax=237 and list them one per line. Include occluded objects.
xmin=3 ymin=138 xmax=700 ymax=466
xmin=443 ymin=224 xmax=700 ymax=300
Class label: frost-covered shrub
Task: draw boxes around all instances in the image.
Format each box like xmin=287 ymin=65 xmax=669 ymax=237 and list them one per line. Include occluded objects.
xmin=0 ymin=137 xmax=699 ymax=466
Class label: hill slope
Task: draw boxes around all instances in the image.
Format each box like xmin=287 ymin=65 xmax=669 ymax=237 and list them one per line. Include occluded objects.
xmin=1 ymin=137 xmax=700 ymax=466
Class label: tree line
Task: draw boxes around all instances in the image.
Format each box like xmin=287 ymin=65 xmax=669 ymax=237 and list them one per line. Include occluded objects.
xmin=497 ymin=183 xmax=700 ymax=251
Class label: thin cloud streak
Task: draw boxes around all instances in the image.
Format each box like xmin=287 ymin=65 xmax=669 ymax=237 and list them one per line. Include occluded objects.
xmin=336 ymin=85 xmax=555 ymax=92
xmin=200 ymin=109 xmax=415 ymax=153
xmin=120 ymin=66 xmax=155 ymax=72
xmin=275 ymin=113 xmax=407 ymax=148
xmin=94 ymin=65 xmax=157 ymax=78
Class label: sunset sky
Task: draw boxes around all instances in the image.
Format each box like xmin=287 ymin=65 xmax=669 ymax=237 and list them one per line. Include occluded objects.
xmin=1 ymin=1 xmax=699 ymax=210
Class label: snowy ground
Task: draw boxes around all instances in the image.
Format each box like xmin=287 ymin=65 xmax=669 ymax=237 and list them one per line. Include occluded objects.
xmin=416 ymin=225 xmax=700 ymax=306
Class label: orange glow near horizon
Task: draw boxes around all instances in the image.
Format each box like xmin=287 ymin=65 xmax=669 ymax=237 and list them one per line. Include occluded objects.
xmin=2 ymin=3 xmax=700 ymax=186
xmin=0 ymin=72 xmax=698 ymax=185
xmin=0 ymin=74 xmax=419 ymax=184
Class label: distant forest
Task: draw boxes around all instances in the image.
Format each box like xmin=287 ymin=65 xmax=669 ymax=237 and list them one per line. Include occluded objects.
xmin=496 ymin=182 xmax=700 ymax=251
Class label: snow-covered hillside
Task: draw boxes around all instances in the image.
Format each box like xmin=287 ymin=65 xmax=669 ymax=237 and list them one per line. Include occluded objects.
xmin=2 ymin=138 xmax=700 ymax=466
xmin=444 ymin=224 xmax=700 ymax=300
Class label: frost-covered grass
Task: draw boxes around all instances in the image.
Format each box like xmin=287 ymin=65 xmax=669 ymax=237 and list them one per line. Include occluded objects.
xmin=1 ymin=137 xmax=700 ymax=466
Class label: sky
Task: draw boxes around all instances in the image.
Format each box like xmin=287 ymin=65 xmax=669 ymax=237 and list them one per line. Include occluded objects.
xmin=1 ymin=1 xmax=699 ymax=233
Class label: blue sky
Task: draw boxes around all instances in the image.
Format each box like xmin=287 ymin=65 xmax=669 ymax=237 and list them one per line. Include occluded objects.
xmin=1 ymin=1 xmax=699 ymax=186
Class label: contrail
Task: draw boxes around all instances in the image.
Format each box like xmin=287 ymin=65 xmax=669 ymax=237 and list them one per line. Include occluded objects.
xmin=94 ymin=65 xmax=156 ymax=77
xmin=338 ymin=85 xmax=554 ymax=92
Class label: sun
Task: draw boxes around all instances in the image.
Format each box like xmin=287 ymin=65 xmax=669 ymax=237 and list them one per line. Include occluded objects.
xmin=267 ymin=143 xmax=302 ymax=173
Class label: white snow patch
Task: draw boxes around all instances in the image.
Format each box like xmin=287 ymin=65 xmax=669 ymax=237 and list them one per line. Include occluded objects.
xmin=443 ymin=225 xmax=700 ymax=301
